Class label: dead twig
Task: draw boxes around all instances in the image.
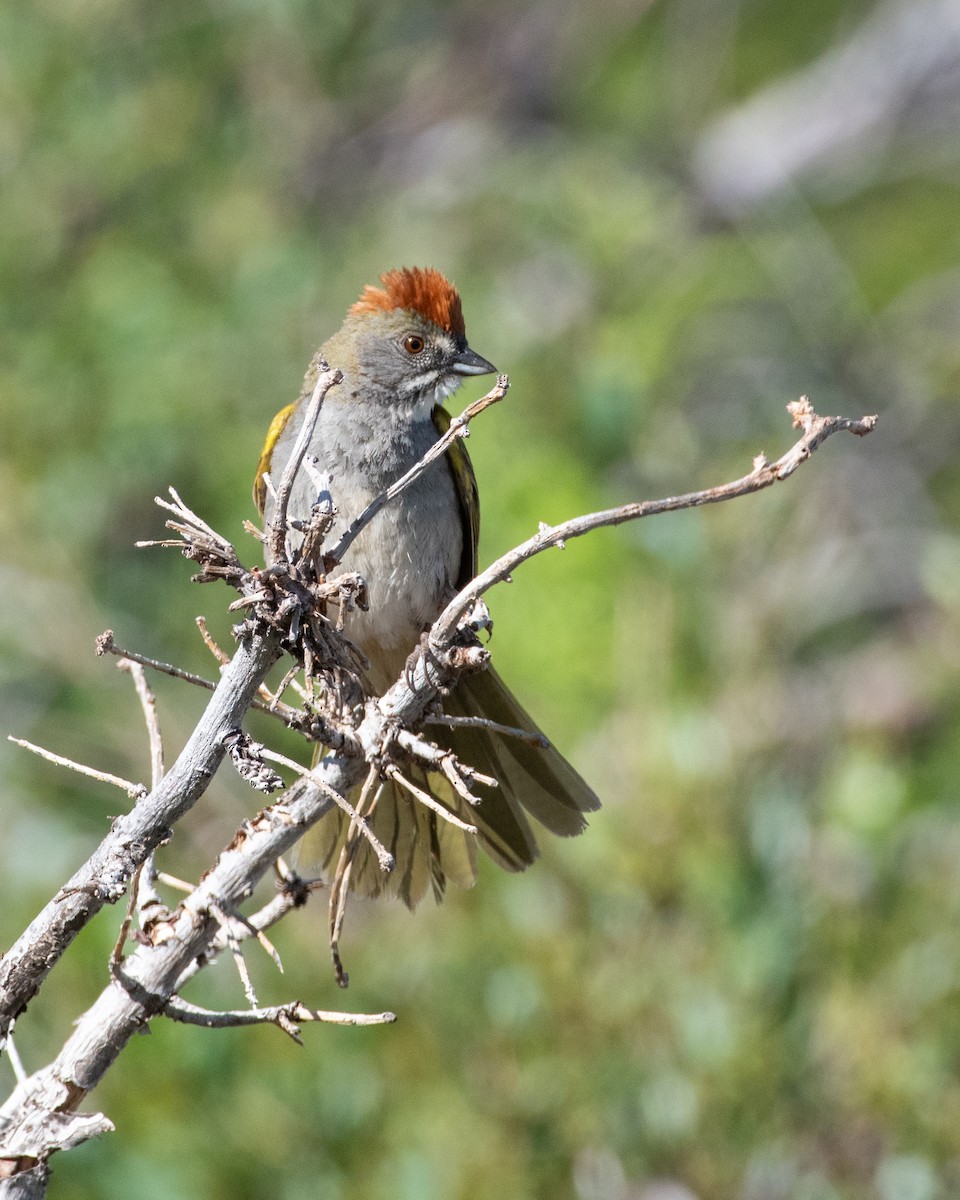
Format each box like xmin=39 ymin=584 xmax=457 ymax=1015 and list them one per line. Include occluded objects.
xmin=393 ymin=728 xmax=498 ymax=805
xmin=295 ymin=461 xmax=337 ymax=566
xmin=5 ymin=1025 xmax=27 ymax=1087
xmin=96 ymin=630 xmax=347 ymax=749
xmin=329 ymin=764 xmax=381 ymax=988
xmin=110 ymin=660 xmax=166 ymax=969
xmin=385 ymin=767 xmax=479 ymax=834
xmin=431 ymin=398 xmax=878 ymax=646
xmin=268 ymin=359 xmax=343 ymax=563
xmin=163 ymin=997 xmax=395 ymax=1038
xmin=424 ymin=712 xmax=550 ymax=747
xmin=7 ymin=737 xmax=146 ymax=801
xmin=97 ymin=631 xmax=224 ymax=697
xmin=257 ymin=747 xmax=395 ymax=873
xmin=195 ymin=615 xmax=231 ymax=668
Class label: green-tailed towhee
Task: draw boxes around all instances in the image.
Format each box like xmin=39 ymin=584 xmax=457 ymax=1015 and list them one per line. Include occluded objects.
xmin=255 ymin=267 xmax=599 ymax=905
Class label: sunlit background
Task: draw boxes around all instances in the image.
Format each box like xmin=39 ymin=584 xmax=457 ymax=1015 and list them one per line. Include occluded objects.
xmin=2 ymin=1 xmax=959 ymax=1197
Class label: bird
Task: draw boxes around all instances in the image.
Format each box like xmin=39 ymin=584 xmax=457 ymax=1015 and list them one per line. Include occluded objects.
xmin=254 ymin=267 xmax=599 ymax=907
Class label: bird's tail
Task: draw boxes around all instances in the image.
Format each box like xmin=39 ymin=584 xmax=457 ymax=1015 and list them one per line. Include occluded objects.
xmin=300 ymin=667 xmax=600 ymax=908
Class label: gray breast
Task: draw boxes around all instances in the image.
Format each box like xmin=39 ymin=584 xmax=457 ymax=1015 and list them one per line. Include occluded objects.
xmin=265 ymin=393 xmax=463 ymax=685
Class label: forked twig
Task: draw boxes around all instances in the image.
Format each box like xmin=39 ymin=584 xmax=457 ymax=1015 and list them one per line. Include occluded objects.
xmin=209 ymin=900 xmax=259 ymax=1008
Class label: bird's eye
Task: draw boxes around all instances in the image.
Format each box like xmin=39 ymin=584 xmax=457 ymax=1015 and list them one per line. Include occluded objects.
xmin=403 ymin=334 xmax=425 ymax=354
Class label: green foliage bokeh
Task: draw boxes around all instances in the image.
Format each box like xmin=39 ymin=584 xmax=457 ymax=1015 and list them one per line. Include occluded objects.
xmin=2 ymin=2 xmax=959 ymax=1198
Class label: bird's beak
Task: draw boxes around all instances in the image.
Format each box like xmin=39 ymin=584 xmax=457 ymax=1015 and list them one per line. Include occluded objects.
xmin=451 ymin=346 xmax=497 ymax=376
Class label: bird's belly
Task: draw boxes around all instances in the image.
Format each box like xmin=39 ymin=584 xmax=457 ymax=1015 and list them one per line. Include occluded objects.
xmin=334 ymin=479 xmax=462 ymax=692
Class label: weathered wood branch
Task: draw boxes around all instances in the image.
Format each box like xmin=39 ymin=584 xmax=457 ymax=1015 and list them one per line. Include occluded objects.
xmin=0 ymin=393 xmax=876 ymax=1191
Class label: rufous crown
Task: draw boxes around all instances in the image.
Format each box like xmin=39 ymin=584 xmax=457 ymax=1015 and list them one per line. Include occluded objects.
xmin=350 ymin=267 xmax=466 ymax=337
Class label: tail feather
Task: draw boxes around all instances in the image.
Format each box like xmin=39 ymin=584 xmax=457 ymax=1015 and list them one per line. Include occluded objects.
xmin=444 ymin=667 xmax=601 ymax=840
xmin=299 ymin=666 xmax=599 ymax=908
xmin=300 ymin=769 xmax=479 ymax=906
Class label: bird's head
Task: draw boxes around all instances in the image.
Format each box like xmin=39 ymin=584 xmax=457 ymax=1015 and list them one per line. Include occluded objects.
xmin=330 ymin=267 xmax=496 ymax=414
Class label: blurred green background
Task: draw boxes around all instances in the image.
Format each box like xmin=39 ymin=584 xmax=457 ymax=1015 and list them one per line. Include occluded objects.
xmin=2 ymin=1 xmax=959 ymax=1197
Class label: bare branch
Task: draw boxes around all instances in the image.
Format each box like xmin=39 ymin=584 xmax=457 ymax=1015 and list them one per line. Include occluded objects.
xmin=0 ymin=627 xmax=283 ymax=1040
xmin=158 ymin=486 xmax=223 ymax=544
xmin=97 ymin=630 xmax=222 ymax=695
xmin=424 ymin=712 xmax=550 ymax=748
xmin=258 ymin=747 xmax=394 ymax=873
xmin=116 ymin=660 xmax=165 ymax=788
xmin=431 ymin=399 xmax=878 ymax=646
xmin=4 ymin=1029 xmax=27 ymax=1088
xmin=2 ymin=398 xmax=872 ymax=1049
xmin=329 ymin=765 xmax=381 ymax=988
xmin=163 ymin=997 xmax=396 ymax=1032
xmin=195 ymin=615 xmax=231 ymax=668
xmin=160 ymin=865 xmax=320 ymax=995
xmin=6 ymin=738 xmax=146 ymax=802
xmin=267 ymin=661 xmax=309 ymax=707
xmin=0 ymin=394 xmax=876 ymax=1186
xmin=393 ymin=728 xmax=497 ymax=804
xmin=95 ymin=628 xmax=345 ymax=739
xmin=110 ymin=661 xmax=167 ymax=969
xmin=155 ymin=872 xmax=193 ymax=894
xmin=228 ymin=908 xmax=284 ymax=975
xmin=268 ymin=360 xmax=343 ymax=563
xmin=386 ymin=767 xmax=479 ymax=833
xmin=209 ymin=901 xmax=260 ymax=1008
